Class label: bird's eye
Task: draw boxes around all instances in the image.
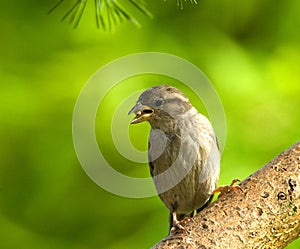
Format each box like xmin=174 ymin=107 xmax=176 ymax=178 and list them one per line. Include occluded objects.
xmin=155 ymin=98 xmax=164 ymax=107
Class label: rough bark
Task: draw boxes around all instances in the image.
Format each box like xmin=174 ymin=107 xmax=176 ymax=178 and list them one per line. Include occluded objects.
xmin=152 ymin=141 xmax=300 ymax=249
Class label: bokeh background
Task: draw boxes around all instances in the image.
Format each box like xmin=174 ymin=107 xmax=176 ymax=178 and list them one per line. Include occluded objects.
xmin=1 ymin=0 xmax=300 ymax=248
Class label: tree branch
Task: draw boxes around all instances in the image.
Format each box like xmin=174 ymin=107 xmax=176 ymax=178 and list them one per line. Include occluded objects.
xmin=152 ymin=141 xmax=300 ymax=249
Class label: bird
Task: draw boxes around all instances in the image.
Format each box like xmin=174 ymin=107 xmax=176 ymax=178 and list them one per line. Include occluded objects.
xmin=128 ymin=85 xmax=220 ymax=232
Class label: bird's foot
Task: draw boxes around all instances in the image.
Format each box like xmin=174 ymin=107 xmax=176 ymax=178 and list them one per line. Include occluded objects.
xmin=170 ymin=217 xmax=191 ymax=234
xmin=212 ymin=179 xmax=243 ymax=197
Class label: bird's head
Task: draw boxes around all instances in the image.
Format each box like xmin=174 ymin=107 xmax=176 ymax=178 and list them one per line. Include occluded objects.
xmin=128 ymin=85 xmax=192 ymax=126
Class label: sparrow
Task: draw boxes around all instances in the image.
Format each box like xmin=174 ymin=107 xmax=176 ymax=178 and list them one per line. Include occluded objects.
xmin=128 ymin=85 xmax=220 ymax=231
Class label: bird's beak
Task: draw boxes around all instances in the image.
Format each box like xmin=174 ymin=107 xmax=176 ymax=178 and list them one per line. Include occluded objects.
xmin=128 ymin=102 xmax=154 ymax=124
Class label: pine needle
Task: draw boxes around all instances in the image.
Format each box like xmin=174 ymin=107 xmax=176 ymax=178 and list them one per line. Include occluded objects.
xmin=177 ymin=0 xmax=197 ymax=9
xmin=48 ymin=0 xmax=197 ymax=30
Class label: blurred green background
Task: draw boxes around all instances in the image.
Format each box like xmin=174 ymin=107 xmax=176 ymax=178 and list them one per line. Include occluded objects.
xmin=0 ymin=0 xmax=300 ymax=248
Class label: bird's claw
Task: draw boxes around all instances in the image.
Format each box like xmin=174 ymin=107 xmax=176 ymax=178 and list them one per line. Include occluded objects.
xmin=212 ymin=179 xmax=243 ymax=197
xmin=170 ymin=217 xmax=191 ymax=233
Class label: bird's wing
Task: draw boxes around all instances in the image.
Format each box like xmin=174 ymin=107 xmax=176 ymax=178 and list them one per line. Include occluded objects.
xmin=194 ymin=113 xmax=220 ymax=186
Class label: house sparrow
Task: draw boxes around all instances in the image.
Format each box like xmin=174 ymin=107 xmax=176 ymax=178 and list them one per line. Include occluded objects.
xmin=128 ymin=85 xmax=220 ymax=231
